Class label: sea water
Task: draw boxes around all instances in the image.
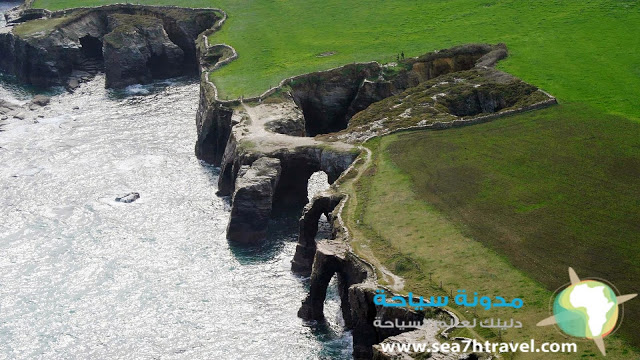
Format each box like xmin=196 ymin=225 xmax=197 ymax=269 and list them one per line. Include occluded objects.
xmin=0 ymin=5 xmax=352 ymax=358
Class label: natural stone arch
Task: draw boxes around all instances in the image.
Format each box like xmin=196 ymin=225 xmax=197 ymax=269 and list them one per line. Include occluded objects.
xmin=291 ymin=193 xmax=344 ymax=275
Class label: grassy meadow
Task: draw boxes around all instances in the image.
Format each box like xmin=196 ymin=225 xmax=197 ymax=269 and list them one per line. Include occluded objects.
xmin=343 ymin=115 xmax=640 ymax=357
xmin=32 ymin=0 xmax=640 ymax=122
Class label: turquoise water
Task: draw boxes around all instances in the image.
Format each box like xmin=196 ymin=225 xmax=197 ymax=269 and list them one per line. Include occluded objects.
xmin=0 ymin=8 xmax=352 ymax=356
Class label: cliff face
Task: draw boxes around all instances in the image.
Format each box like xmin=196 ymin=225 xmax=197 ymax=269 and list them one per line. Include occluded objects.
xmin=217 ymin=133 xmax=358 ymax=244
xmin=192 ymin=43 xmax=554 ymax=357
xmin=296 ymin=237 xmax=440 ymax=360
xmin=287 ymin=62 xmax=382 ymax=136
xmin=103 ymin=14 xmax=185 ymax=88
xmin=291 ymin=192 xmax=345 ymax=275
xmin=0 ymin=4 xmax=220 ymax=88
xmin=227 ymin=157 xmax=282 ymax=244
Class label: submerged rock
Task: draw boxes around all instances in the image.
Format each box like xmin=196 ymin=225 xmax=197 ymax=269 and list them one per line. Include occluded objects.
xmin=29 ymin=95 xmax=51 ymax=107
xmin=115 ymin=192 xmax=140 ymax=203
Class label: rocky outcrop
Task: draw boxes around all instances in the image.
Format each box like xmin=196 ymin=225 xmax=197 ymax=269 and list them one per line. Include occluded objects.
xmin=194 ymin=76 xmax=234 ymax=165
xmin=297 ymin=239 xmax=441 ymax=360
xmin=29 ymin=95 xmax=50 ymax=107
xmin=287 ymin=62 xmax=381 ymax=136
xmin=291 ymin=192 xmax=344 ymax=275
xmin=235 ymin=43 xmax=506 ymax=140
xmin=0 ymin=4 xmax=221 ymax=88
xmin=297 ymin=239 xmax=370 ymax=325
xmin=264 ymin=111 xmax=305 ymax=136
xmin=227 ymin=157 xmax=281 ymax=244
xmin=217 ymin=141 xmax=357 ymax=207
xmin=0 ymin=98 xmax=22 ymax=120
xmin=103 ymin=14 xmax=184 ymax=88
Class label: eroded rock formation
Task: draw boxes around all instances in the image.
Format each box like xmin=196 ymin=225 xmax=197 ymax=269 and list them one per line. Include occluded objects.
xmin=291 ymin=192 xmax=344 ymax=275
xmin=227 ymin=157 xmax=281 ymax=244
xmin=0 ymin=4 xmax=221 ymax=88
xmin=296 ymin=237 xmax=448 ymax=360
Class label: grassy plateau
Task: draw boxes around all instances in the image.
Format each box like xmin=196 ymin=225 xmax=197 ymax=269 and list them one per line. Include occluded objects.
xmin=342 ymin=104 xmax=639 ymax=358
xmin=32 ymin=0 xmax=640 ymax=121
xmin=28 ymin=0 xmax=640 ymax=357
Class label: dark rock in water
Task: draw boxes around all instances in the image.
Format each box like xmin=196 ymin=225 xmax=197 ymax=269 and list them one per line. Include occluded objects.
xmin=227 ymin=157 xmax=281 ymax=244
xmin=30 ymin=95 xmax=51 ymax=107
xmin=115 ymin=192 xmax=140 ymax=203
xmin=67 ymin=78 xmax=80 ymax=91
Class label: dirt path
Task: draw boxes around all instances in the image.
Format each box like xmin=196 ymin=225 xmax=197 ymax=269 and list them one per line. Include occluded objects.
xmin=339 ymin=144 xmax=406 ymax=292
xmin=237 ymin=101 xmax=353 ymax=153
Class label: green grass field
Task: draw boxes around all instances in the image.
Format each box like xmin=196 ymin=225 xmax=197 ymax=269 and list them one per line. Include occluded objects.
xmin=345 ymin=112 xmax=640 ymax=357
xmin=388 ymin=104 xmax=639 ymax=344
xmin=33 ymin=0 xmax=640 ymax=122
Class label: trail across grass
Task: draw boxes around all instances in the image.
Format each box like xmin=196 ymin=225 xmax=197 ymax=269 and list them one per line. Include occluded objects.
xmin=33 ymin=0 xmax=640 ymax=121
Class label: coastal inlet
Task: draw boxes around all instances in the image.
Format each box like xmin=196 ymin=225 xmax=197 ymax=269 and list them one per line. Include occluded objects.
xmin=0 ymin=74 xmax=353 ymax=358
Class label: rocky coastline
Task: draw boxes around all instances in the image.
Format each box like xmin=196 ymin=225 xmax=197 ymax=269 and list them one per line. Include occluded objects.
xmin=0 ymin=3 xmax=222 ymax=89
xmin=195 ymin=35 xmax=555 ymax=358
xmin=1 ymin=3 xmax=557 ymax=358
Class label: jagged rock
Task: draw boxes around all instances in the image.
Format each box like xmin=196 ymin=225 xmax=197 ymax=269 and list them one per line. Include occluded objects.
xmin=0 ymin=5 xmax=220 ymax=88
xmin=296 ymin=239 xmax=434 ymax=360
xmin=227 ymin=157 xmax=281 ymax=244
xmin=288 ymin=62 xmax=382 ymax=136
xmin=103 ymin=14 xmax=184 ymax=88
xmin=13 ymin=112 xmax=25 ymax=120
xmin=298 ymin=239 xmax=369 ymax=324
xmin=194 ymin=80 xmax=234 ymax=165
xmin=67 ymin=78 xmax=80 ymax=91
xmin=115 ymin=192 xmax=140 ymax=203
xmin=216 ymin=132 xmax=358 ymax=207
xmin=291 ymin=192 xmax=344 ymax=275
xmin=264 ymin=113 xmax=305 ymax=136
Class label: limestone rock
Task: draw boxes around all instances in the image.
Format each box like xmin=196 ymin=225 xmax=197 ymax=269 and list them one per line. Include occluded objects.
xmin=291 ymin=192 xmax=344 ymax=275
xmin=227 ymin=157 xmax=281 ymax=244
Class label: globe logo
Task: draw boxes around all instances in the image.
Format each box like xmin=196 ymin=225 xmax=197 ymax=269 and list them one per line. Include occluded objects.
xmin=537 ymin=268 xmax=637 ymax=356
xmin=553 ymin=280 xmax=618 ymax=338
